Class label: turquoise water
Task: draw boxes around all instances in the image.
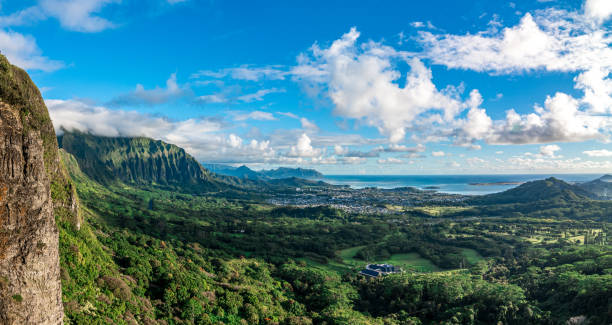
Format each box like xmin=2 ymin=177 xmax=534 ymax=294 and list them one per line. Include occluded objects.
xmin=322 ymin=174 xmax=602 ymax=195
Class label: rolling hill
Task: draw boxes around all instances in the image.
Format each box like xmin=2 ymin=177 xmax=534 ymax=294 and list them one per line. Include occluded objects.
xmin=469 ymin=177 xmax=596 ymax=205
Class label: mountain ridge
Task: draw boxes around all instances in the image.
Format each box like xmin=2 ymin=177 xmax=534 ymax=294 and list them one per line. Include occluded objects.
xmin=58 ymin=131 xmax=225 ymax=192
xmin=204 ymin=163 xmax=323 ymax=180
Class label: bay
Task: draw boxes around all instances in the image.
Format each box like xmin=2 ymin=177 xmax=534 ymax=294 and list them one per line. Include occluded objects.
xmin=322 ymin=174 xmax=602 ymax=195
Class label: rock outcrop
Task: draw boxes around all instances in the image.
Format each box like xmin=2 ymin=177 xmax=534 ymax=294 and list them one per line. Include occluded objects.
xmin=0 ymin=55 xmax=70 ymax=324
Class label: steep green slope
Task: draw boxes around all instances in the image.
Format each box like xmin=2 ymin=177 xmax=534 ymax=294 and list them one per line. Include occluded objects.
xmin=58 ymin=149 xmax=159 ymax=323
xmin=59 ymin=131 xmax=223 ymax=191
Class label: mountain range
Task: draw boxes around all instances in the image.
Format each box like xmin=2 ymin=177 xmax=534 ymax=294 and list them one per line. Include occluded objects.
xmin=204 ymin=163 xmax=323 ymax=180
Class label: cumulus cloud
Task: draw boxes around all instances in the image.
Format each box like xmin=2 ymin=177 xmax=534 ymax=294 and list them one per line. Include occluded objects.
xmin=0 ymin=30 xmax=63 ymax=71
xmin=294 ymin=27 xmax=468 ymax=143
xmin=421 ymin=5 xmax=612 ymax=145
xmin=334 ymin=145 xmax=348 ymax=155
xmin=584 ymin=0 xmax=612 ymax=24
xmin=432 ymin=151 xmax=445 ymax=157
xmin=109 ymin=73 xmax=190 ymax=106
xmin=487 ymin=92 xmax=609 ymax=144
xmin=539 ymin=144 xmax=561 ymax=157
xmin=583 ymin=149 xmax=612 ymax=157
xmin=288 ymin=133 xmax=323 ymax=157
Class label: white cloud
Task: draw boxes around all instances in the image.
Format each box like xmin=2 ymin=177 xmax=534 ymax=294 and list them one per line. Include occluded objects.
xmin=432 ymin=151 xmax=445 ymax=157
xmin=227 ymin=133 xmax=242 ymax=148
xmin=583 ymin=149 xmax=612 ymax=157
xmin=0 ymin=30 xmax=63 ymax=71
xmin=488 ymin=92 xmax=609 ymax=144
xmin=192 ymin=65 xmax=287 ymax=81
xmin=288 ymin=133 xmax=323 ymax=157
xmin=236 ymin=88 xmax=284 ymax=102
xmin=0 ymin=6 xmax=46 ymax=27
xmin=46 ymin=99 xmax=279 ymax=163
xmin=334 ymin=145 xmax=348 ymax=155
xmin=295 ymin=27 xmax=467 ymax=143
xmin=376 ymin=143 xmax=425 ymax=153
xmin=233 ymin=111 xmax=276 ymax=121
xmin=109 ymin=73 xmax=189 ymax=106
xmin=418 ymin=6 xmax=612 ymax=145
xmin=342 ymin=157 xmax=366 ymax=164
xmin=277 ymin=111 xmax=299 ymax=119
xmin=539 ymin=144 xmax=561 ymax=157
xmin=300 ymin=117 xmax=318 ymax=131
xmin=197 ymin=93 xmax=227 ymax=103
xmin=0 ymin=0 xmax=119 ymax=32
xmin=584 ymin=0 xmax=612 ymax=24
xmin=40 ymin=0 xmax=118 ymax=32
xmin=377 ymin=157 xmax=403 ymax=164
xmin=504 ymin=156 xmax=612 ymax=172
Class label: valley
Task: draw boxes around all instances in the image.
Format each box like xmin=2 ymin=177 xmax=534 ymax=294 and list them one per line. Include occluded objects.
xmin=54 ymin=132 xmax=612 ymax=324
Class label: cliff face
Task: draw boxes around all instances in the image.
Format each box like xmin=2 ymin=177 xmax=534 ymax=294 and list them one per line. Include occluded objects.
xmin=59 ymin=131 xmax=221 ymax=191
xmin=0 ymin=55 xmax=72 ymax=324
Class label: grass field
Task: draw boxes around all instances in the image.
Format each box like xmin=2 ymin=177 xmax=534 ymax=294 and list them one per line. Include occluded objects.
xmin=409 ymin=206 xmax=472 ymax=216
xmin=460 ymin=248 xmax=483 ymax=264
xmin=337 ymin=246 xmax=442 ymax=272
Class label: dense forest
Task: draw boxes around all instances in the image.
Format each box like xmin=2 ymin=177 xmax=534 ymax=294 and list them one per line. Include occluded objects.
xmin=55 ymin=144 xmax=612 ymax=324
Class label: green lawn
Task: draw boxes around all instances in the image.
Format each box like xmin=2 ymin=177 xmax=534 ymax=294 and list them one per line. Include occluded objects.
xmin=337 ymin=246 xmax=441 ymax=272
xmin=460 ymin=248 xmax=484 ymax=264
xmin=378 ymin=253 xmax=441 ymax=272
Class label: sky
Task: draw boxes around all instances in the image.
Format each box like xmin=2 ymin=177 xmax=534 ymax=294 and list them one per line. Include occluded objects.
xmin=1 ymin=0 xmax=612 ymax=175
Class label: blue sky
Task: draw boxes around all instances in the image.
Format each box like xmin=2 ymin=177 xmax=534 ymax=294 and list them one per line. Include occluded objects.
xmin=1 ymin=0 xmax=612 ymax=174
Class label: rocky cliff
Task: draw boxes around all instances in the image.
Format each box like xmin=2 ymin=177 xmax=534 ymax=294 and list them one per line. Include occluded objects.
xmin=0 ymin=54 xmax=75 ymax=324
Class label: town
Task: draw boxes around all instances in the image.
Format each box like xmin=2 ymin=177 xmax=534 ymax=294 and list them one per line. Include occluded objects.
xmin=267 ymin=184 xmax=468 ymax=214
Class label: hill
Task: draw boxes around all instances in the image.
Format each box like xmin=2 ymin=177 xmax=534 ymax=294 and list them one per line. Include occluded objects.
xmin=59 ymin=131 xmax=226 ymax=191
xmin=204 ymin=164 xmax=323 ymax=180
xmin=578 ymin=175 xmax=612 ymax=199
xmin=469 ymin=177 xmax=596 ymax=205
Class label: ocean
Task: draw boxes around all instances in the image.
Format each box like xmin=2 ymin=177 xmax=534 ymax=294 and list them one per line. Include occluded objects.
xmin=321 ymin=174 xmax=603 ymax=195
